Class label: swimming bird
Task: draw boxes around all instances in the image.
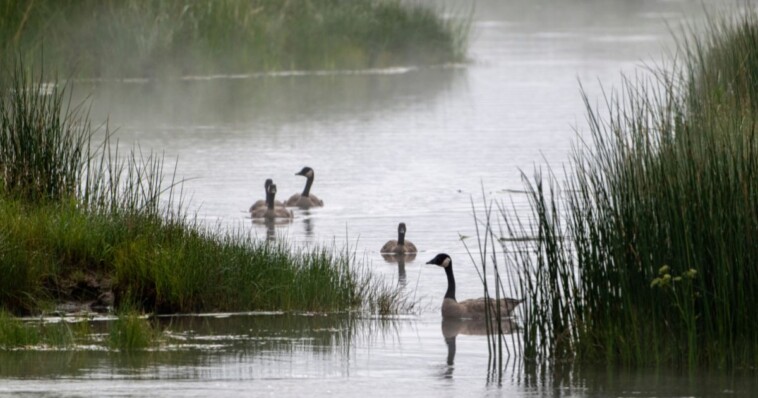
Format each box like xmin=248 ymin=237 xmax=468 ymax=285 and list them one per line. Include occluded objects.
xmin=250 ymin=179 xmax=285 ymax=212
xmin=251 ymin=183 xmax=293 ymax=220
xmin=286 ymin=166 xmax=324 ymax=209
xmin=426 ymin=253 xmax=523 ymax=319
xmin=380 ymin=222 xmax=418 ymax=255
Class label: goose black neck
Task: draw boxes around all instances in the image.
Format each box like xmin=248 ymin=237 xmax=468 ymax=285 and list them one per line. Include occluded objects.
xmin=398 ymin=229 xmax=405 ymax=245
xmin=266 ymin=190 xmax=274 ymax=210
xmin=444 ymin=265 xmax=456 ymax=300
xmin=301 ymin=176 xmax=313 ymax=197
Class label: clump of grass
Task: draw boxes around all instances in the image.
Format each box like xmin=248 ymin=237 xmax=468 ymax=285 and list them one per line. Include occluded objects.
xmin=0 ymin=64 xmax=90 ymax=203
xmin=108 ymin=310 xmax=159 ymax=351
xmin=497 ymin=9 xmax=758 ymax=369
xmin=2 ymin=0 xmax=468 ymax=78
xmin=0 ymin=188 xmax=412 ymax=316
xmin=0 ymin=311 xmax=80 ymax=349
xmin=0 ymin=311 xmax=40 ymax=348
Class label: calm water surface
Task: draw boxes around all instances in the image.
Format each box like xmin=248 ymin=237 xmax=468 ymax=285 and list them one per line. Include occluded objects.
xmin=4 ymin=0 xmax=756 ymax=396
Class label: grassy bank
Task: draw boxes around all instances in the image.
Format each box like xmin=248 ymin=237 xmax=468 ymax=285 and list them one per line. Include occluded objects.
xmin=0 ymin=64 xmax=410 ymax=318
xmin=0 ymin=197 xmax=404 ymax=315
xmin=482 ymin=10 xmax=758 ymax=369
xmin=1 ymin=0 xmax=468 ymax=78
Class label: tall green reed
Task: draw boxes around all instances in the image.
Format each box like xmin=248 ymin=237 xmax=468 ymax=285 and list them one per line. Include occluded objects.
xmin=0 ymin=63 xmax=89 ymax=203
xmin=0 ymin=61 xmax=178 ymax=215
xmin=494 ymin=9 xmax=758 ymax=369
xmin=460 ymin=193 xmax=524 ymax=379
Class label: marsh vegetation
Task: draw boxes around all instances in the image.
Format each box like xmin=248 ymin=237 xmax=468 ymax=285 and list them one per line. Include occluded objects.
xmin=0 ymin=0 xmax=467 ymax=78
xmin=480 ymin=10 xmax=758 ymax=369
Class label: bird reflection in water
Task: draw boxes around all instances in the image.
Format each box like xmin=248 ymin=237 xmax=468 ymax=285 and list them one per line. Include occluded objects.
xmin=381 ymin=253 xmax=415 ymax=286
xmin=441 ymin=317 xmax=517 ymax=378
xmin=302 ymin=210 xmax=314 ymax=237
xmin=252 ymin=218 xmax=292 ymax=242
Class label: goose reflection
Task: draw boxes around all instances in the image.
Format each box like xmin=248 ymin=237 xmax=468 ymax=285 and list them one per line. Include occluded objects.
xmin=302 ymin=210 xmax=314 ymax=237
xmin=381 ymin=253 xmax=415 ymax=286
xmin=441 ymin=317 xmax=517 ymax=377
xmin=252 ymin=217 xmax=292 ymax=242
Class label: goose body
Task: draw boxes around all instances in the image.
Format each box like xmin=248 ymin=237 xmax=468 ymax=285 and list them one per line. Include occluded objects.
xmin=380 ymin=222 xmax=417 ymax=254
xmin=286 ymin=167 xmax=324 ymax=209
xmin=426 ymin=253 xmax=523 ymax=319
xmin=250 ymin=179 xmax=285 ymax=212
xmin=251 ymin=183 xmax=293 ymax=220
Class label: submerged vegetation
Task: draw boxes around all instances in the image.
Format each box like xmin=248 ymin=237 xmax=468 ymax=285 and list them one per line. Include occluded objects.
xmin=0 ymin=63 xmax=411 ymax=320
xmin=487 ymin=10 xmax=758 ymax=369
xmin=0 ymin=0 xmax=468 ymax=78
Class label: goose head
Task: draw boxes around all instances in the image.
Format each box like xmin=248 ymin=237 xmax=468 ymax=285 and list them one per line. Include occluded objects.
xmin=264 ymin=178 xmax=273 ymax=189
xmin=426 ymin=253 xmax=452 ymax=268
xmin=398 ymin=222 xmax=407 ymax=236
xmin=295 ymin=166 xmax=315 ymax=178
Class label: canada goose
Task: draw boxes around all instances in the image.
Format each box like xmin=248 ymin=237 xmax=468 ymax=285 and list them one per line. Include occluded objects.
xmin=426 ymin=253 xmax=523 ymax=319
xmin=250 ymin=179 xmax=285 ymax=212
xmin=286 ymin=166 xmax=324 ymax=209
xmin=381 ymin=222 xmax=418 ymax=255
xmin=251 ymin=183 xmax=293 ymax=220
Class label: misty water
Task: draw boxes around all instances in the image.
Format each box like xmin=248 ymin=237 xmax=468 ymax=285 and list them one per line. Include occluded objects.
xmin=3 ymin=1 xmax=757 ymax=397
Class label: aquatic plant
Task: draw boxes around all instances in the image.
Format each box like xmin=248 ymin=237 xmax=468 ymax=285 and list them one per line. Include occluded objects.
xmin=0 ymin=311 xmax=81 ymax=349
xmin=1 ymin=0 xmax=468 ymax=78
xmin=108 ymin=310 xmax=159 ymax=351
xmin=493 ymin=9 xmax=758 ymax=369
xmin=0 ymin=65 xmax=90 ymax=203
xmin=0 ymin=312 xmax=40 ymax=349
xmin=461 ymin=196 xmax=523 ymax=378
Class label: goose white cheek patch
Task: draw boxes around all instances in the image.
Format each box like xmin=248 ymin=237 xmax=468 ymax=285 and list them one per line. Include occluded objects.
xmin=442 ymin=257 xmax=451 ymax=268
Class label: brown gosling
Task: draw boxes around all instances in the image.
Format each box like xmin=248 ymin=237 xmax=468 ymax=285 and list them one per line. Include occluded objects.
xmin=380 ymin=222 xmax=418 ymax=255
xmin=426 ymin=253 xmax=523 ymax=319
xmin=286 ymin=166 xmax=324 ymax=209
xmin=251 ymin=183 xmax=293 ymax=220
xmin=250 ymin=179 xmax=285 ymax=213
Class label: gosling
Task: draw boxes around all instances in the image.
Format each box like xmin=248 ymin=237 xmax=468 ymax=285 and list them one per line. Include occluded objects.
xmin=286 ymin=166 xmax=324 ymax=209
xmin=380 ymin=222 xmax=418 ymax=255
xmin=426 ymin=253 xmax=523 ymax=319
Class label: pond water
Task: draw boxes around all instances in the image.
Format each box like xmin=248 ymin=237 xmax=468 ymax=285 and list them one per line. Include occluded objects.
xmin=3 ymin=0 xmax=756 ymax=396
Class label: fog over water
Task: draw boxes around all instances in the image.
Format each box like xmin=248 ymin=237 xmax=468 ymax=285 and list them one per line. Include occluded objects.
xmin=3 ymin=1 xmax=755 ymax=396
